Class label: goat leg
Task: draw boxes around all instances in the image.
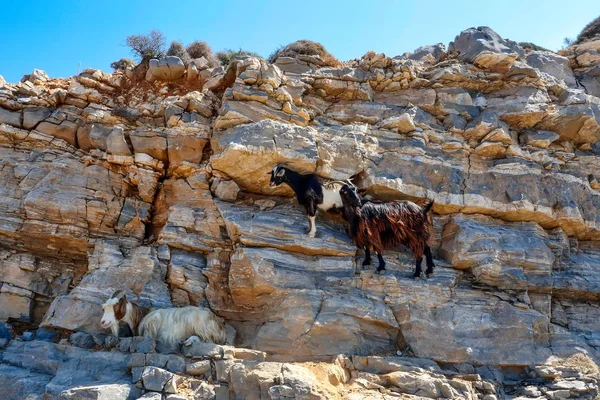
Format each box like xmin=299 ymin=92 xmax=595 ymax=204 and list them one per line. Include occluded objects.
xmin=363 ymin=247 xmax=372 ymax=268
xmin=424 ymin=245 xmax=435 ymax=277
xmin=307 ymin=215 xmax=316 ymax=237
xmin=376 ymin=252 xmax=386 ymax=274
xmin=414 ymin=257 xmax=423 ymax=279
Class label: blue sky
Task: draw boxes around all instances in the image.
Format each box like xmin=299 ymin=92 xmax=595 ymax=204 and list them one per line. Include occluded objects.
xmin=1 ymin=0 xmax=598 ymax=83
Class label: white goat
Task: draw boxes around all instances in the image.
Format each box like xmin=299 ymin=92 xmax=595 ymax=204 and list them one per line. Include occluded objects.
xmin=100 ymin=290 xmax=226 ymax=346
xmin=139 ymin=306 xmax=226 ymax=345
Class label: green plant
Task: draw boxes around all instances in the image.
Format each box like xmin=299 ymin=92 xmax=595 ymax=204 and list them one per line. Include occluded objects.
xmin=126 ymin=29 xmax=166 ymax=62
xmin=267 ymin=40 xmax=340 ymax=67
xmin=563 ymin=37 xmax=575 ymax=47
xmin=576 ymin=15 xmax=600 ymax=43
xmin=215 ymin=48 xmax=262 ymax=66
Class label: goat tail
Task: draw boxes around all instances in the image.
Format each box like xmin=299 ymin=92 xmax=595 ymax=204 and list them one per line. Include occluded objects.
xmin=422 ymin=199 xmax=434 ymax=215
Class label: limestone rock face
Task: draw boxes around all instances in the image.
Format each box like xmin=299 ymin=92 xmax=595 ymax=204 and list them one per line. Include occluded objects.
xmin=1 ymin=25 xmax=600 ymax=399
xmin=449 ymin=26 xmax=524 ymax=73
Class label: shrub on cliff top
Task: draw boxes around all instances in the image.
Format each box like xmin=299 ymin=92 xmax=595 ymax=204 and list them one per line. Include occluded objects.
xmin=167 ymin=41 xmax=192 ymax=65
xmin=267 ymin=40 xmax=340 ymax=67
xmin=126 ymin=29 xmax=166 ymax=62
xmin=186 ymin=41 xmax=219 ymax=67
xmin=216 ymin=48 xmax=262 ymax=66
xmin=577 ymin=15 xmax=600 ymax=43
xmin=519 ymin=42 xmax=551 ymax=52
xmin=110 ymin=58 xmax=136 ymax=72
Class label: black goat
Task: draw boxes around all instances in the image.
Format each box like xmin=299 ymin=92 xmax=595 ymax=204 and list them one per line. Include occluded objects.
xmin=268 ymin=163 xmax=344 ymax=237
xmin=339 ymin=184 xmax=435 ymax=278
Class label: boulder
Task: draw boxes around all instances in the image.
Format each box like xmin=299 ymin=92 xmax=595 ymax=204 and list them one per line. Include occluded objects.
xmin=59 ymin=383 xmax=140 ymax=400
xmin=408 ymin=43 xmax=447 ymax=62
xmin=449 ymin=26 xmax=524 ymax=72
xmin=149 ymin=57 xmax=186 ymax=81
xmin=526 ymin=51 xmax=576 ymax=87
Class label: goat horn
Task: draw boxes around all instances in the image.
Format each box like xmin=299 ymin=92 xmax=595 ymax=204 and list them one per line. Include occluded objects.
xmin=111 ymin=289 xmax=126 ymax=299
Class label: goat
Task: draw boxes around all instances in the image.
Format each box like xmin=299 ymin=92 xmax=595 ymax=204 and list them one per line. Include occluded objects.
xmin=268 ymin=162 xmax=344 ymax=237
xmin=100 ymin=291 xmax=226 ymax=345
xmin=338 ymin=184 xmax=435 ymax=278
xmin=139 ymin=306 xmax=226 ymax=345
xmin=100 ymin=290 xmax=149 ymax=337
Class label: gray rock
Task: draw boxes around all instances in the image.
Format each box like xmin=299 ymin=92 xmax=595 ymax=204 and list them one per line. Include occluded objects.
xmin=527 ymin=51 xmax=576 ymax=87
xmin=23 ymin=107 xmax=53 ymax=130
xmin=449 ymin=26 xmax=524 ymax=72
xmin=186 ymin=360 xmax=212 ymax=376
xmin=137 ymin=393 xmax=162 ymax=400
xmin=149 ymin=56 xmax=186 ymax=81
xmin=520 ymin=130 xmax=560 ymax=148
xmin=0 ymin=323 xmax=11 ymax=340
xmin=21 ymin=69 xmax=49 ymax=84
xmin=105 ymin=335 xmax=120 ymax=348
xmin=182 ymin=340 xmax=223 ymax=359
xmin=141 ymin=366 xmax=174 ymax=392
xmin=212 ymin=179 xmax=240 ymax=202
xmin=144 ymin=353 xmax=186 ymax=374
xmin=0 ymin=364 xmax=52 ymax=400
xmin=35 ymin=328 xmax=57 ymax=342
xmin=408 ymin=43 xmax=447 ymax=62
xmin=0 ymin=107 xmax=22 ymax=128
xmin=59 ymin=383 xmax=141 ymax=400
xmin=70 ymin=332 xmax=97 ymax=349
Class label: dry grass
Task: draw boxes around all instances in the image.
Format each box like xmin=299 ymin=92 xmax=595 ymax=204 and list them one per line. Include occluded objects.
xmin=551 ymin=353 xmax=600 ymax=375
xmin=519 ymin=42 xmax=552 ymax=52
xmin=186 ymin=41 xmax=219 ymax=67
xmin=216 ymin=49 xmax=262 ymax=66
xmin=268 ymin=40 xmax=340 ymax=67
xmin=577 ymin=15 xmax=600 ymax=43
xmin=167 ymin=41 xmax=192 ymax=65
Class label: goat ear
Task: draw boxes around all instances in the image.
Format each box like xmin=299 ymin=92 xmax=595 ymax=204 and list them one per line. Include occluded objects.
xmin=276 ymin=168 xmax=285 ymax=177
xmin=114 ymin=297 xmax=127 ymax=320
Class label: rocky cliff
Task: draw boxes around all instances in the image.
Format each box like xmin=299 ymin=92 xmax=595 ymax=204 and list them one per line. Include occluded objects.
xmin=0 ymin=26 xmax=599 ymax=399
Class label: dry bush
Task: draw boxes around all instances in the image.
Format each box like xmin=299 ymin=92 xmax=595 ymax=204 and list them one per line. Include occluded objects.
xmin=267 ymin=40 xmax=340 ymax=67
xmin=215 ymin=48 xmax=262 ymax=66
xmin=126 ymin=29 xmax=166 ymax=62
xmin=519 ymin=42 xmax=551 ymax=52
xmin=186 ymin=41 xmax=219 ymax=67
xmin=577 ymin=15 xmax=600 ymax=43
xmin=167 ymin=41 xmax=192 ymax=65
xmin=110 ymin=58 xmax=136 ymax=71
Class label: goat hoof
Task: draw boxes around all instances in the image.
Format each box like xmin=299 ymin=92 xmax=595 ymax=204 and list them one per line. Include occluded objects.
xmin=425 ymin=271 xmax=434 ymax=278
xmin=413 ymin=274 xmax=421 ymax=280
xmin=362 ymin=262 xmax=371 ymax=268
xmin=376 ymin=269 xmax=386 ymax=275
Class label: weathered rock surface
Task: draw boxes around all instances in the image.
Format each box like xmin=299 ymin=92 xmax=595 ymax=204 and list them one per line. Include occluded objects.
xmin=1 ymin=25 xmax=600 ymax=399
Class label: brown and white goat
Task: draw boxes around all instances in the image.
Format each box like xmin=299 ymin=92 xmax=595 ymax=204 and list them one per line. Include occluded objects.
xmin=100 ymin=290 xmax=149 ymax=337
xmin=100 ymin=290 xmax=226 ymax=345
xmin=339 ymin=184 xmax=435 ymax=278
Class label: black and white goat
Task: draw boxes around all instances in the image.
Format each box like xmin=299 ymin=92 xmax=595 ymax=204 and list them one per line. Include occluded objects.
xmin=100 ymin=290 xmax=226 ymax=345
xmin=268 ymin=162 xmax=344 ymax=237
xmin=338 ymin=184 xmax=435 ymax=278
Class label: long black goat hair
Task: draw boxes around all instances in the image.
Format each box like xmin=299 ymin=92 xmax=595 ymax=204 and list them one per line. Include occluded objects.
xmin=339 ymin=184 xmax=435 ymax=278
